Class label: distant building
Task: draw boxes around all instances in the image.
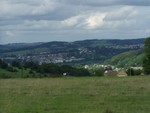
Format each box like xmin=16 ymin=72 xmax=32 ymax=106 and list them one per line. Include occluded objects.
xmin=104 ymin=71 xmax=118 ymax=76
xmin=117 ymin=70 xmax=128 ymax=77
xmin=131 ymin=67 xmax=143 ymax=70
xmin=104 ymin=70 xmax=127 ymax=77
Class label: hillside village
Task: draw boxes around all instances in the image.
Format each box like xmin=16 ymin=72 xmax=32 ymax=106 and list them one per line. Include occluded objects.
xmin=0 ymin=39 xmax=145 ymax=78
xmin=0 ymin=39 xmax=144 ymax=65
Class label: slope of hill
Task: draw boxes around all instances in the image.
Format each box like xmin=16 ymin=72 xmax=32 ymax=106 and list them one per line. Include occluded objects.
xmin=0 ymin=38 xmax=144 ymax=65
xmin=0 ymin=43 xmax=43 ymax=53
xmin=105 ymin=50 xmax=144 ymax=67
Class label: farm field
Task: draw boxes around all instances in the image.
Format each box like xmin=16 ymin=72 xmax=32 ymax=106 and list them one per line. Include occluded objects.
xmin=0 ymin=76 xmax=150 ymax=113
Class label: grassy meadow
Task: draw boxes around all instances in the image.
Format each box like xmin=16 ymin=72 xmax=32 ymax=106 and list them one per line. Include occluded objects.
xmin=0 ymin=68 xmax=30 ymax=78
xmin=0 ymin=76 xmax=150 ymax=113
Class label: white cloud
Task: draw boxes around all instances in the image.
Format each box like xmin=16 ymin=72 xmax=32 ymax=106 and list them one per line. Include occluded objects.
xmin=61 ymin=12 xmax=106 ymax=29
xmin=62 ymin=15 xmax=82 ymax=26
xmin=85 ymin=12 xmax=107 ymax=29
xmin=61 ymin=6 xmax=138 ymax=30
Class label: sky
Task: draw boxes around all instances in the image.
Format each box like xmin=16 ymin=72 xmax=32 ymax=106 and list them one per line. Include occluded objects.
xmin=0 ymin=0 xmax=150 ymax=44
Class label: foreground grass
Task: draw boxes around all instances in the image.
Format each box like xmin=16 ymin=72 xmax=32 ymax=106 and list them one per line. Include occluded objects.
xmin=0 ymin=76 xmax=150 ymax=113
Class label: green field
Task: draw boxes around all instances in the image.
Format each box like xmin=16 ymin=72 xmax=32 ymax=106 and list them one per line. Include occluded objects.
xmin=0 ymin=68 xmax=31 ymax=78
xmin=0 ymin=76 xmax=150 ymax=113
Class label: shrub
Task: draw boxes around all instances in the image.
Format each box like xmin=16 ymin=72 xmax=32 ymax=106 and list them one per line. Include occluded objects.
xmin=11 ymin=61 xmax=21 ymax=68
xmin=92 ymin=68 xmax=105 ymax=76
xmin=0 ymin=59 xmax=8 ymax=69
xmin=6 ymin=66 xmax=15 ymax=72
xmin=126 ymin=68 xmax=142 ymax=76
xmin=143 ymin=37 xmax=150 ymax=74
xmin=0 ymin=73 xmax=11 ymax=79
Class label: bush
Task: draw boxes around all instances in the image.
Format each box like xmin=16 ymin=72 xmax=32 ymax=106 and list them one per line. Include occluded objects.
xmin=143 ymin=37 xmax=150 ymax=74
xmin=6 ymin=66 xmax=15 ymax=72
xmin=0 ymin=59 xmax=8 ymax=69
xmin=92 ymin=68 xmax=105 ymax=76
xmin=37 ymin=63 xmax=60 ymax=74
xmin=134 ymin=69 xmax=142 ymax=75
xmin=24 ymin=62 xmax=38 ymax=70
xmin=71 ymin=68 xmax=91 ymax=76
xmin=29 ymin=69 xmax=34 ymax=74
xmin=11 ymin=61 xmax=21 ymax=68
xmin=126 ymin=68 xmax=142 ymax=76
xmin=0 ymin=73 xmax=11 ymax=79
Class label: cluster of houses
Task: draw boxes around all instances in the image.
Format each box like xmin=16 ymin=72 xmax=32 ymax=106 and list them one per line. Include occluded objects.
xmin=84 ymin=64 xmax=143 ymax=76
xmin=106 ymin=44 xmax=143 ymax=49
xmin=0 ymin=52 xmax=84 ymax=64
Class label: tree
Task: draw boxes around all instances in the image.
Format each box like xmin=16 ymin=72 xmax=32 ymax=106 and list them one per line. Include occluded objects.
xmin=37 ymin=63 xmax=60 ymax=74
xmin=126 ymin=68 xmax=134 ymax=76
xmin=59 ymin=65 xmax=73 ymax=75
xmin=0 ymin=59 xmax=8 ymax=69
xmin=12 ymin=61 xmax=21 ymax=68
xmin=126 ymin=68 xmax=142 ymax=76
xmin=23 ymin=62 xmax=38 ymax=70
xmin=71 ymin=68 xmax=90 ymax=76
xmin=93 ymin=68 xmax=105 ymax=76
xmin=143 ymin=37 xmax=150 ymax=75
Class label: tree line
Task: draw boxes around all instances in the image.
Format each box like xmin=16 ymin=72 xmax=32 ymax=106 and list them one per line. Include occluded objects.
xmin=0 ymin=60 xmax=94 ymax=78
xmin=143 ymin=37 xmax=150 ymax=75
xmin=23 ymin=62 xmax=91 ymax=77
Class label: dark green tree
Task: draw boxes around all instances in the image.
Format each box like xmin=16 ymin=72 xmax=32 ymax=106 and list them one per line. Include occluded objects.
xmin=0 ymin=59 xmax=8 ymax=69
xmin=143 ymin=37 xmax=150 ymax=75
xmin=126 ymin=68 xmax=134 ymax=76
xmin=23 ymin=62 xmax=38 ymax=70
xmin=93 ymin=68 xmax=105 ymax=76
xmin=37 ymin=63 xmax=60 ymax=74
xmin=12 ymin=61 xmax=21 ymax=68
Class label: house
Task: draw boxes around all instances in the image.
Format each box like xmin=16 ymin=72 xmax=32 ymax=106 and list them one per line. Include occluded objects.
xmin=104 ymin=70 xmax=127 ymax=77
xmin=117 ymin=70 xmax=128 ymax=77
xmin=104 ymin=71 xmax=118 ymax=76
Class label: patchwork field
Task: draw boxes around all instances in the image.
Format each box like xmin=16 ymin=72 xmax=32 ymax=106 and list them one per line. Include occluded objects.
xmin=0 ymin=76 xmax=150 ymax=113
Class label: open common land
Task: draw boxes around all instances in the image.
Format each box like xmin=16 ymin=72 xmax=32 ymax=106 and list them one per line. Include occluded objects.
xmin=0 ymin=76 xmax=150 ymax=113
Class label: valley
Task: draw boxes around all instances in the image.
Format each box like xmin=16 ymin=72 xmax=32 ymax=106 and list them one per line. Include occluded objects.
xmin=0 ymin=39 xmax=144 ymax=67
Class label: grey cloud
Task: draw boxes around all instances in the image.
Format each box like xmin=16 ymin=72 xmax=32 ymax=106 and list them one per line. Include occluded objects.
xmin=0 ymin=0 xmax=57 ymax=19
xmin=104 ymin=6 xmax=138 ymax=21
xmin=116 ymin=0 xmax=150 ymax=6
xmin=0 ymin=0 xmax=150 ymax=44
xmin=59 ymin=0 xmax=150 ymax=6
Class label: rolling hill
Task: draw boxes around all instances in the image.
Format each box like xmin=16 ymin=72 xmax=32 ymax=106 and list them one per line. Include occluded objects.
xmin=0 ymin=38 xmax=144 ymax=66
xmin=105 ymin=50 xmax=144 ymax=67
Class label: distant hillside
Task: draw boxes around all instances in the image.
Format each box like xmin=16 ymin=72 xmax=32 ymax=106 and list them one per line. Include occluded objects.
xmin=0 ymin=38 xmax=144 ymax=65
xmin=0 ymin=43 xmax=43 ymax=53
xmin=105 ymin=50 xmax=144 ymax=67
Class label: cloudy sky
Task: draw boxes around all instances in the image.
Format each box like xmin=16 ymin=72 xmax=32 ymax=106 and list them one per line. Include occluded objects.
xmin=0 ymin=0 xmax=150 ymax=44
